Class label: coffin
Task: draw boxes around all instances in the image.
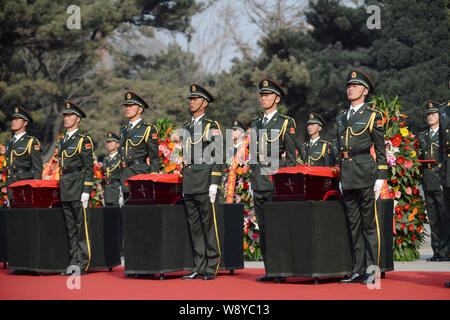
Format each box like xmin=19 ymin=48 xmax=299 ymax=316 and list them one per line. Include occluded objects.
xmin=126 ymin=174 xmax=183 ymax=205
xmin=272 ymin=165 xmax=340 ymax=201
xmin=9 ymin=180 xmax=60 ymax=208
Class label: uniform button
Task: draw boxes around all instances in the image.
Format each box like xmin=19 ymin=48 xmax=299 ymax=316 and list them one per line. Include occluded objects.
xmin=349 ymin=147 xmax=352 ymax=150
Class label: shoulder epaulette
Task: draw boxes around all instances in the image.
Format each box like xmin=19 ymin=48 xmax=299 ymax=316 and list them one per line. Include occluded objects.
xmin=338 ymin=109 xmax=347 ymax=114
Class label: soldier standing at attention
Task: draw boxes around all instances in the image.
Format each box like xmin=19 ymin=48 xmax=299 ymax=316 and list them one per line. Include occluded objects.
xmin=5 ymin=107 xmax=42 ymax=207
xmin=103 ymin=132 xmax=123 ymax=207
xmin=250 ymin=78 xmax=297 ymax=282
xmin=299 ymin=112 xmax=334 ymax=167
xmin=58 ymin=102 xmax=94 ymax=276
xmin=336 ymin=70 xmax=388 ymax=284
xmin=181 ymin=84 xmax=223 ymax=281
xmin=418 ymin=101 xmax=449 ymax=262
xmin=119 ymin=92 xmax=160 ymax=201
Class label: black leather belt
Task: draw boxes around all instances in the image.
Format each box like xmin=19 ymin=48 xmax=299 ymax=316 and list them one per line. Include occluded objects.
xmin=339 ymin=150 xmax=370 ymax=159
xmin=61 ymin=167 xmax=82 ymax=175
xmin=122 ymin=157 xmax=148 ymax=168
xmin=8 ymin=167 xmax=31 ymax=175
xmin=106 ymin=178 xmax=121 ymax=185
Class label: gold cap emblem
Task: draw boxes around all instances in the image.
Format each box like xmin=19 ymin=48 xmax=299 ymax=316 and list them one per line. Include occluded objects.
xmin=234 ymin=121 xmax=238 ymax=126
xmin=351 ymin=72 xmax=356 ymax=78
xmin=263 ymin=80 xmax=268 ymax=87
xmin=15 ymin=107 xmax=19 ymax=113
xmin=429 ymin=102 xmax=433 ymax=108
xmin=310 ymin=113 xmax=314 ymax=119
xmin=65 ymin=103 xmax=70 ymax=109
xmin=108 ymin=133 xmax=112 ymax=137
xmin=192 ymin=85 xmax=196 ymax=92
xmin=127 ymin=93 xmax=131 ymax=99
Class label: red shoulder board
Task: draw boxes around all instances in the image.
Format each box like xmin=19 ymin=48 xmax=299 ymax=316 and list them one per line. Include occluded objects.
xmin=212 ymin=129 xmax=219 ymax=136
xmin=376 ymin=120 xmax=383 ymax=127
xmin=290 ymin=127 xmax=295 ymax=134
xmin=152 ymin=133 xmax=158 ymax=139
xmin=85 ymin=143 xmax=92 ymax=149
xmin=34 ymin=145 xmax=40 ymax=150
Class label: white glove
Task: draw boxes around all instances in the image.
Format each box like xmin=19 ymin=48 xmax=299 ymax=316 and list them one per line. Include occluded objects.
xmin=5 ymin=198 xmax=10 ymax=208
xmin=81 ymin=192 xmax=90 ymax=209
xmin=248 ymin=182 xmax=254 ymax=198
xmin=209 ymin=184 xmax=218 ymax=203
xmin=339 ymin=182 xmax=343 ymax=194
xmin=118 ymin=186 xmax=124 ymax=208
xmin=374 ymin=179 xmax=385 ymax=200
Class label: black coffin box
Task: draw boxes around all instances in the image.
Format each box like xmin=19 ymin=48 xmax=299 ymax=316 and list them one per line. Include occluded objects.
xmin=272 ymin=166 xmax=340 ymax=201
xmin=127 ymin=174 xmax=183 ymax=205
xmin=9 ymin=180 xmax=60 ymax=208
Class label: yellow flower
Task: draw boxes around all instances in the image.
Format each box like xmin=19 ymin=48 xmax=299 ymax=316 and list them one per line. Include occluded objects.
xmin=408 ymin=214 xmax=415 ymax=221
xmin=410 ymin=150 xmax=416 ymax=158
xmin=400 ymin=128 xmax=409 ymax=137
xmin=392 ymin=186 xmax=400 ymax=192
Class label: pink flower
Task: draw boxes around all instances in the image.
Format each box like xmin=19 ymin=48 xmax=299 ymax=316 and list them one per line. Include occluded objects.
xmin=1 ymin=187 xmax=6 ymax=193
xmin=406 ymin=187 xmax=412 ymax=195
xmin=395 ymin=191 xmax=401 ymax=199
xmin=404 ymin=160 xmax=413 ymax=169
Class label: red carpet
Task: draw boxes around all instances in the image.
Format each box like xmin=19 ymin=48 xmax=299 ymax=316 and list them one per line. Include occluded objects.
xmin=0 ymin=267 xmax=449 ymax=300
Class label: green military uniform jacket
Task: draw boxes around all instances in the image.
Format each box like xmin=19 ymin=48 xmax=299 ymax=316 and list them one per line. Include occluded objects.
xmin=103 ymin=153 xmax=122 ymax=205
xmin=438 ymin=101 xmax=450 ymax=187
xmin=299 ymin=137 xmax=333 ymax=167
xmin=418 ymin=129 xmax=442 ymax=192
xmin=58 ymin=130 xmax=94 ymax=202
xmin=336 ymin=103 xmax=388 ymax=190
xmin=5 ymin=133 xmax=43 ymax=195
xmin=182 ymin=115 xmax=223 ymax=194
xmin=119 ymin=119 xmax=160 ymax=190
xmin=250 ymin=111 xmax=297 ymax=191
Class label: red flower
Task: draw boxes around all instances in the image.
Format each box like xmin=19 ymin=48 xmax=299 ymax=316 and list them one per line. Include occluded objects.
xmin=391 ymin=116 xmax=399 ymax=122
xmin=243 ymin=182 xmax=249 ymax=189
xmin=398 ymin=168 xmax=406 ymax=176
xmin=403 ymin=203 xmax=410 ymax=211
xmin=396 ymin=238 xmax=403 ymax=245
xmin=417 ymin=226 xmax=423 ymax=233
xmin=391 ymin=178 xmax=398 ymax=184
xmin=251 ymin=234 xmax=259 ymax=240
xmin=397 ymin=156 xmax=405 ymax=165
xmin=408 ymin=224 xmax=414 ymax=231
xmin=412 ymin=235 xmax=416 ymax=243
xmin=403 ymin=138 xmax=410 ymax=144
xmin=395 ymin=205 xmax=403 ymax=213
xmin=413 ymin=187 xmax=419 ymax=195
xmin=163 ymin=158 xmax=170 ymax=165
xmin=404 ymin=146 xmax=411 ymax=151
xmin=396 ymin=213 xmax=403 ymax=220
xmin=400 ymin=120 xmax=406 ymax=128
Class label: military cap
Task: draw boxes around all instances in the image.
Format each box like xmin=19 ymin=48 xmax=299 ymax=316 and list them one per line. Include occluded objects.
xmin=188 ymin=84 xmax=215 ymax=103
xmin=63 ymin=101 xmax=86 ymax=118
xmin=426 ymin=101 xmax=441 ymax=114
xmin=11 ymin=106 xmax=33 ymax=124
xmin=346 ymin=70 xmax=375 ymax=93
xmin=232 ymin=120 xmax=247 ymax=132
xmin=123 ymin=91 xmax=149 ymax=109
xmin=306 ymin=112 xmax=326 ymax=127
xmin=105 ymin=132 xmax=119 ymax=143
xmin=258 ymin=78 xmax=285 ymax=97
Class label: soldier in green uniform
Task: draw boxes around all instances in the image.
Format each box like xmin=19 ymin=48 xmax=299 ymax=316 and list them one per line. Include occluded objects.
xmin=299 ymin=112 xmax=334 ymax=167
xmin=336 ymin=70 xmax=388 ymax=284
xmin=58 ymin=102 xmax=94 ymax=275
xmin=103 ymin=132 xmax=122 ymax=206
xmin=5 ymin=107 xmax=42 ymax=206
xmin=249 ymin=78 xmax=297 ymax=282
xmin=418 ymin=101 xmax=449 ymax=261
xmin=119 ymin=91 xmax=160 ymax=200
xmin=438 ymin=100 xmax=450 ymax=263
xmin=181 ymin=84 xmax=223 ymax=281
